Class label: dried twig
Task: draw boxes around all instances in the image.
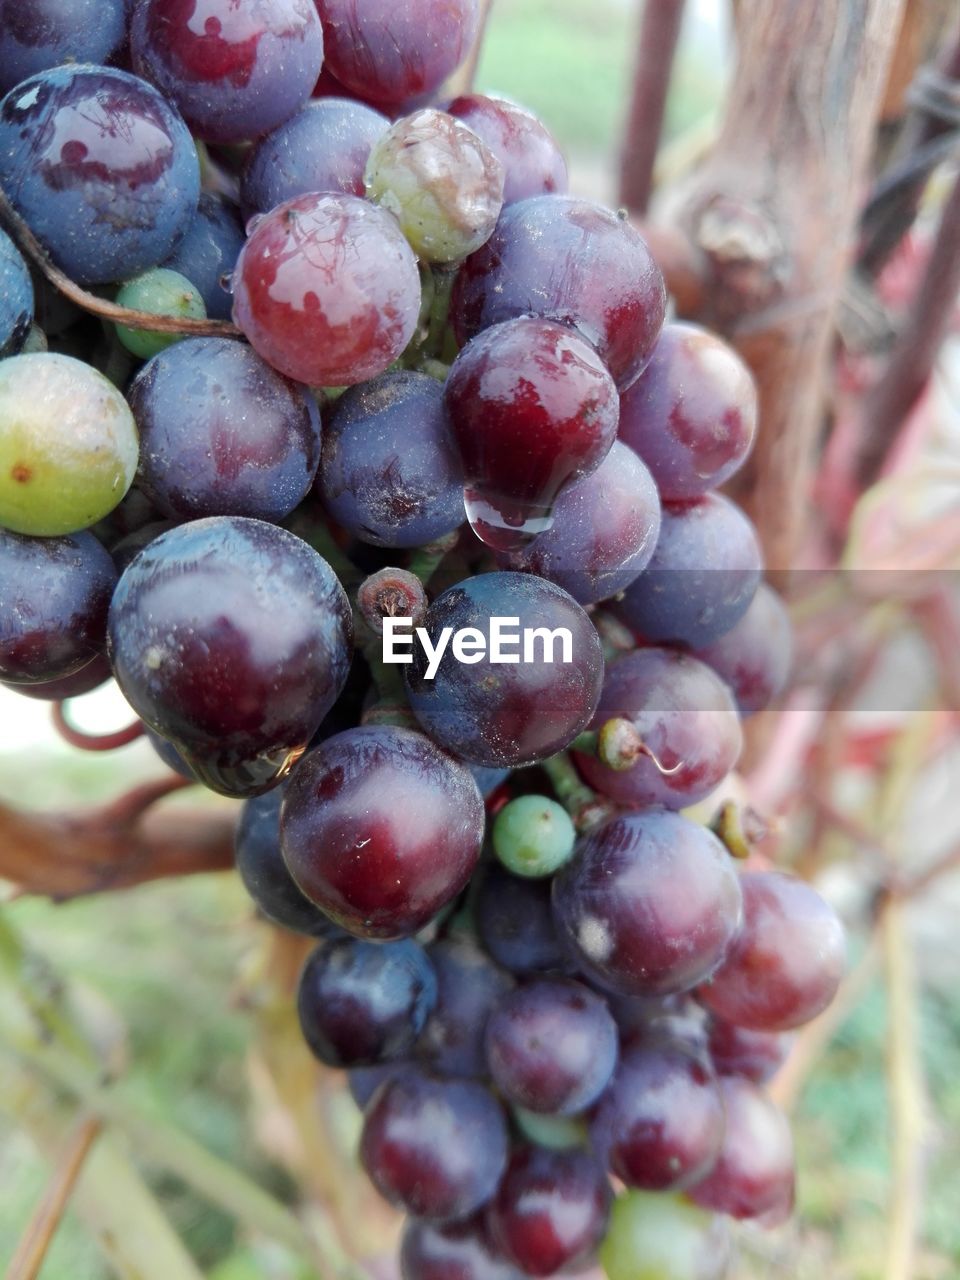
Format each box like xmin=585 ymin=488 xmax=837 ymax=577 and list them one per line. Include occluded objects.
xmin=618 ymin=0 xmax=687 ymax=214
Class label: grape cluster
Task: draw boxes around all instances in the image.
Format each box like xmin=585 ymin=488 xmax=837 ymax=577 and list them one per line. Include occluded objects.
xmin=0 ymin=4 xmax=843 ymax=1277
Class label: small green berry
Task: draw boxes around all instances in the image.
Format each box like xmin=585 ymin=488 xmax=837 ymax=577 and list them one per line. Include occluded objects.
xmin=512 ymin=1106 xmax=588 ymax=1151
xmin=599 ymin=1190 xmax=731 ymax=1280
xmin=492 ymin=794 xmax=575 ymax=878
xmin=114 ymin=267 xmax=205 ymax=359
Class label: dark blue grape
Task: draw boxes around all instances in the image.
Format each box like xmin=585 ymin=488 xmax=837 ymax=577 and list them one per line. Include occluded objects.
xmin=348 ymin=1061 xmax=411 ymax=1110
xmin=0 ymin=65 xmax=199 ymax=285
xmin=0 ymin=0 xmax=128 ymax=95
xmin=475 ymin=863 xmax=569 ymax=976
xmin=3 ymin=651 xmax=111 ymax=701
xmin=145 ymin=724 xmax=197 ymax=780
xmin=468 ymin=765 xmax=510 ymax=798
xmin=401 ymin=1215 xmax=526 ymax=1280
xmin=162 ymin=192 xmax=244 ymax=320
xmin=416 ymin=936 xmax=514 ymax=1079
xmin=0 ymin=227 xmax=34 ymax=356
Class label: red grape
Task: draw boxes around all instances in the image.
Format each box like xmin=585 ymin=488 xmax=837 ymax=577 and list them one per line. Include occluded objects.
xmin=447 ymin=94 xmax=568 ymax=204
xmin=693 ymin=582 xmax=794 ymax=716
xmin=707 ymin=1017 xmax=793 ymax=1084
xmin=401 ymin=1215 xmax=525 ymax=1280
xmin=417 ymin=935 xmax=515 ymax=1080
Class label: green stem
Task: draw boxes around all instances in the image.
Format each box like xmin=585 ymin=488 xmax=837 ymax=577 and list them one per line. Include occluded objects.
xmin=541 ymin=753 xmax=603 ymax=827
xmin=424 ymin=265 xmax=457 ymax=359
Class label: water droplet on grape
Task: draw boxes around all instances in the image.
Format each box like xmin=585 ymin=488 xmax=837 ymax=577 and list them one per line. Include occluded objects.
xmin=464 ymin=487 xmax=554 ymax=551
xmin=218 ymin=271 xmax=234 ymax=294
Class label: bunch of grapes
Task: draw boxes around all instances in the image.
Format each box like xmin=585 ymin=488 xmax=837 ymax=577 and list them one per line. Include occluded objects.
xmin=0 ymin=3 xmax=846 ymax=1277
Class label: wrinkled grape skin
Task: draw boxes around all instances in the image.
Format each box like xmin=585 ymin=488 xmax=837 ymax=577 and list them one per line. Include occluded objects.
xmin=319 ymin=372 xmax=465 ymax=548
xmin=451 ymin=196 xmax=666 ymax=389
xmin=131 ymin=0 xmax=324 ymax=144
xmin=108 ymin=516 xmax=352 ymax=797
xmin=488 ymin=1146 xmax=612 ymax=1277
xmin=0 ymin=529 xmax=116 ymax=683
xmin=615 ymin=495 xmax=763 ymax=649
xmin=688 ymin=1077 xmax=795 ymax=1222
xmin=297 ymin=936 xmax=437 ymax=1067
xmin=404 ymin=572 xmax=604 ymax=768
xmin=0 ymin=0 xmax=128 ymax=96
xmin=590 ymin=1036 xmax=725 ymax=1190
xmin=4 ymin=652 xmax=112 ymax=701
xmin=693 ymin=583 xmax=793 ymax=716
xmin=502 ymin=441 xmax=661 ymax=606
xmin=235 ymin=788 xmax=343 ymax=936
xmin=575 ymin=648 xmax=743 ymax=810
xmin=281 ymin=726 xmax=485 ymax=939
xmin=697 ymin=872 xmax=846 ymax=1032
xmin=600 ymin=1190 xmax=732 ymax=1280
xmin=241 ymin=96 xmax=389 ymax=215
xmin=232 ymin=192 xmax=421 ymax=387
xmin=553 ymin=811 xmax=743 ymax=998
xmin=0 ymin=65 xmax=199 ymax=285
xmin=417 ymin=936 xmax=514 ymax=1080
xmin=475 ymin=864 xmax=569 ymax=976
xmin=485 ymin=978 xmax=617 ymax=1116
xmin=707 ymin=1018 xmax=792 ymax=1084
xmin=447 ymin=94 xmax=567 ymax=204
xmin=360 ymin=1070 xmax=508 ymax=1221
xmin=0 ymin=228 xmax=33 ymax=357
xmin=316 ymin=0 xmax=478 ymax=111
xmin=401 ymin=1214 xmax=526 ymax=1280
xmin=162 ymin=192 xmax=245 ymax=320
xmin=445 ymin=317 xmax=619 ymax=538
xmin=618 ymin=323 xmax=757 ymax=500
xmin=129 ymin=337 xmax=321 ymax=522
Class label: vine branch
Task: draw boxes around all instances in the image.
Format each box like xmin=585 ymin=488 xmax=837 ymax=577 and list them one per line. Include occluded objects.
xmin=618 ymin=0 xmax=687 ymax=214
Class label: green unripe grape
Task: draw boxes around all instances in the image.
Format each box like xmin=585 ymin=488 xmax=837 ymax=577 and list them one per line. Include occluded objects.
xmin=492 ymin=794 xmax=576 ymax=877
xmin=365 ymin=108 xmax=504 ymax=263
xmin=600 ymin=1191 xmax=731 ymax=1280
xmin=0 ymin=352 xmax=139 ymax=535
xmin=513 ymin=1106 xmax=588 ymax=1151
xmin=114 ymin=268 xmax=205 ymax=358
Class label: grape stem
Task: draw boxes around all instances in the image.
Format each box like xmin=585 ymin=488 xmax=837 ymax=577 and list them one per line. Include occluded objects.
xmin=618 ymin=0 xmax=687 ymax=214
xmin=540 ymin=752 xmax=610 ymax=831
xmin=51 ymin=701 xmax=145 ymax=752
xmin=0 ymin=184 xmax=243 ymax=337
xmin=570 ymin=718 xmax=684 ymax=775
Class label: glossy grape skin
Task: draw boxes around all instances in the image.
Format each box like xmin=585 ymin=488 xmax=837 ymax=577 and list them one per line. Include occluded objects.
xmin=232 ymin=192 xmax=421 ymax=387
xmin=693 ymin=583 xmax=793 ymax=717
xmin=697 ymin=872 xmax=846 ymax=1032
xmin=447 ymin=94 xmax=567 ymax=205
xmin=404 ymin=572 xmax=604 ymax=768
xmin=114 ymin=268 xmax=206 ymax=359
xmin=688 ymin=1077 xmax=795 ymax=1222
xmin=600 ymin=1191 xmax=732 ymax=1280
xmin=0 ymin=65 xmax=199 ymax=286
xmin=241 ymin=96 xmax=389 ymax=215
xmin=360 ymin=1070 xmax=508 ymax=1221
xmin=235 ymin=789 xmax=343 ymax=936
xmin=318 ymin=372 xmax=464 ymax=548
xmin=707 ymin=1018 xmax=792 ymax=1085
xmin=128 ymin=337 xmax=321 ymax=522
xmin=492 ymin=795 xmax=575 ymax=878
xmin=445 ymin=317 xmax=619 ymax=549
xmin=401 ymin=1214 xmax=526 ymax=1280
xmin=4 ymin=651 xmax=112 ymax=701
xmin=552 ymin=811 xmax=743 ymax=998
xmin=575 ymin=648 xmax=743 ymax=810
xmin=0 ymin=529 xmax=116 ymax=683
xmin=618 ymin=323 xmax=757 ymax=500
xmin=590 ymin=1036 xmax=725 ymax=1190
xmin=297 ymin=936 xmax=436 ymax=1067
xmin=131 ymin=0 xmax=324 ymax=144
xmin=365 ymin=109 xmax=504 ymax=263
xmin=485 ymin=978 xmax=617 ymax=1116
xmin=0 ymin=354 xmax=139 ymax=537
xmin=0 ymin=0 xmax=128 ymax=96
xmin=615 ymin=495 xmax=763 ymax=649
xmin=416 ymin=936 xmax=514 ymax=1080
xmin=108 ymin=516 xmax=352 ymax=797
xmin=501 ymin=441 xmax=660 ymax=606
xmin=475 ymin=864 xmax=569 ymax=976
xmin=162 ymin=192 xmax=245 ymax=320
xmin=487 ymin=1146 xmax=611 ymax=1277
xmin=451 ymin=196 xmax=666 ymax=390
xmin=0 ymin=228 xmax=33 ymax=357
xmin=316 ymin=0 xmax=478 ymax=111
xmin=281 ymin=726 xmax=484 ymax=939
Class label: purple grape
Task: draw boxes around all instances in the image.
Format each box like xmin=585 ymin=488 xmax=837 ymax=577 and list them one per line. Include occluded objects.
xmin=485 ymin=978 xmax=617 ymax=1115
xmin=0 ymin=0 xmax=128 ymax=95
xmin=707 ymin=1018 xmax=792 ymax=1084
xmin=281 ymin=726 xmax=485 ymax=939
xmin=128 ymin=337 xmax=321 ymax=523
xmin=401 ymin=1215 xmax=526 ymax=1280
xmin=131 ymin=0 xmax=324 ymax=144
xmin=162 ymin=192 xmax=244 ymax=320
xmin=614 ymin=495 xmax=763 ymax=649
xmin=447 ymin=94 xmax=567 ymax=204
xmin=241 ymin=96 xmax=389 ymax=215
xmin=417 ymin=936 xmax=514 ymax=1080
xmin=360 ymin=1069 xmax=508 ymax=1221
xmin=318 ymin=372 xmax=465 ymax=548
xmin=574 ymin=648 xmax=743 ymax=809
xmin=4 ymin=652 xmax=112 ymax=702
xmin=0 ymin=65 xmax=199 ymax=285
xmin=107 ymin=516 xmax=352 ymax=797
xmin=618 ymin=323 xmax=758 ymax=500
xmin=347 ymin=1061 xmax=410 ymax=1110
xmin=0 ymin=227 xmax=33 ymax=356
xmin=404 ymin=572 xmax=604 ymax=768
xmin=475 ymin=864 xmax=569 ymax=976
xmin=552 ymin=810 xmax=743 ymax=997
xmin=693 ymin=582 xmax=794 ymax=716
xmin=500 ymin=441 xmax=661 ymax=606
xmin=451 ymin=195 xmax=666 ymax=390
xmin=0 ymin=529 xmax=116 ymax=684
xmin=297 ymin=936 xmax=437 ymax=1067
